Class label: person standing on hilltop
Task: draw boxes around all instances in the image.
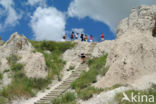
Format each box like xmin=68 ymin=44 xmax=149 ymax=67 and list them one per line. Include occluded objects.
xmin=63 ymin=34 xmax=67 ymax=41
xmin=80 ymin=34 xmax=84 ymax=41
xmin=89 ymin=35 xmax=93 ymax=42
xmin=0 ymin=36 xmax=1 ymax=41
xmin=84 ymin=35 xmax=88 ymax=42
xmin=101 ymin=33 xmax=104 ymax=41
xmin=75 ymin=33 xmax=78 ymax=39
xmin=70 ymin=32 xmax=74 ymax=40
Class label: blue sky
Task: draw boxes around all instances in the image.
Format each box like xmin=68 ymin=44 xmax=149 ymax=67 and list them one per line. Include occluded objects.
xmin=0 ymin=0 xmax=155 ymax=41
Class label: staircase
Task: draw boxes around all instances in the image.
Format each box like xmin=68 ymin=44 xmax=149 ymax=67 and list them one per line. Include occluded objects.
xmin=34 ymin=42 xmax=97 ymax=104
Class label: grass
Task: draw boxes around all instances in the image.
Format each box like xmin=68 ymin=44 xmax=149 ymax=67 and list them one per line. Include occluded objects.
xmin=0 ymin=72 xmax=3 ymax=80
xmin=115 ymin=84 xmax=156 ymax=104
xmin=0 ymin=55 xmax=50 ymax=100
xmin=30 ymin=40 xmax=75 ymax=80
xmin=0 ymin=96 xmax=7 ymax=104
xmin=52 ymin=92 xmax=76 ymax=104
xmin=0 ymin=41 xmax=75 ymax=101
xmin=30 ymin=40 xmax=75 ymax=53
xmin=67 ymin=65 xmax=75 ymax=71
xmin=3 ymin=69 xmax=10 ymax=73
xmin=71 ymin=55 xmax=108 ymax=100
xmin=77 ymin=86 xmax=103 ymax=100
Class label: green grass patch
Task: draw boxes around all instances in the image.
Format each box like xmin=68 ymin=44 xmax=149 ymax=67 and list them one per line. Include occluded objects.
xmin=67 ymin=65 xmax=75 ymax=71
xmin=3 ymin=69 xmax=10 ymax=73
xmin=71 ymin=55 xmax=108 ymax=100
xmin=115 ymin=84 xmax=156 ymax=104
xmin=0 ymin=41 xmax=76 ymax=101
xmin=0 ymin=72 xmax=3 ymax=80
xmin=0 ymin=55 xmax=51 ymax=100
xmin=30 ymin=40 xmax=75 ymax=53
xmin=77 ymin=86 xmax=103 ymax=100
xmin=71 ymin=55 xmax=108 ymax=89
xmin=30 ymin=40 xmax=75 ymax=80
xmin=52 ymin=92 xmax=76 ymax=104
xmin=0 ymin=96 xmax=7 ymax=104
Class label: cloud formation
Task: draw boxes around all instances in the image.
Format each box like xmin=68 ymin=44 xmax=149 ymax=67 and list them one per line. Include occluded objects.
xmin=27 ymin=0 xmax=46 ymax=6
xmin=30 ymin=7 xmax=66 ymax=41
xmin=68 ymin=0 xmax=156 ymax=32
xmin=72 ymin=28 xmax=84 ymax=34
xmin=0 ymin=0 xmax=21 ymax=28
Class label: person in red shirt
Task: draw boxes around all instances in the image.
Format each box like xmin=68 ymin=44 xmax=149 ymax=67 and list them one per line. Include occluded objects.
xmin=89 ymin=35 xmax=93 ymax=42
xmin=101 ymin=33 xmax=104 ymax=41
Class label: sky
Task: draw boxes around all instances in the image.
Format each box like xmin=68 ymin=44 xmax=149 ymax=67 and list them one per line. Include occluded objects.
xmin=0 ymin=0 xmax=155 ymax=41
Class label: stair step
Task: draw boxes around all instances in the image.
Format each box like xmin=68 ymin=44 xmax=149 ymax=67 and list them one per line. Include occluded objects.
xmin=45 ymin=95 xmax=57 ymax=98
xmin=40 ymin=97 xmax=54 ymax=100
xmin=35 ymin=100 xmax=50 ymax=104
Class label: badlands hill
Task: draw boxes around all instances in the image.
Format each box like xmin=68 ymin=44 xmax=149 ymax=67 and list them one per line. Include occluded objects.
xmin=95 ymin=5 xmax=156 ymax=89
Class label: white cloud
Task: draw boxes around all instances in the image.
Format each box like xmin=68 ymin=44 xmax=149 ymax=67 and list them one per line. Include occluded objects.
xmin=68 ymin=0 xmax=156 ymax=32
xmin=72 ymin=28 xmax=84 ymax=33
xmin=30 ymin=7 xmax=66 ymax=41
xmin=0 ymin=0 xmax=21 ymax=28
xmin=27 ymin=0 xmax=46 ymax=6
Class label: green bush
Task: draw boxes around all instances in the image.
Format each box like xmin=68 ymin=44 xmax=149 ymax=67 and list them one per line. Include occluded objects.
xmin=52 ymin=92 xmax=76 ymax=104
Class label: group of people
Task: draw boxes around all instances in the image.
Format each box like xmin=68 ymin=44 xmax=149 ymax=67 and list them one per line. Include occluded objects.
xmin=62 ymin=32 xmax=105 ymax=42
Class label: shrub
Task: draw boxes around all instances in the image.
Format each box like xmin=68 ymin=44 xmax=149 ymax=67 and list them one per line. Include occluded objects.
xmin=52 ymin=92 xmax=76 ymax=104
